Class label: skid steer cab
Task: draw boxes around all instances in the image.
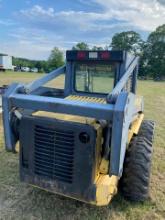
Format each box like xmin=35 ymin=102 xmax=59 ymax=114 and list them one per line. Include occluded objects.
xmin=2 ymin=50 xmax=154 ymax=206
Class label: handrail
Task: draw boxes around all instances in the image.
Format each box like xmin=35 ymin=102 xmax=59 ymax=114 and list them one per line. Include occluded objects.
xmin=23 ymin=65 xmax=66 ymax=94
xmin=107 ymin=57 xmax=138 ymax=103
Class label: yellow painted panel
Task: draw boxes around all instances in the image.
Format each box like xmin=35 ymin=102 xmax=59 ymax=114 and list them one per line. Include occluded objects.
xmin=66 ymin=95 xmax=106 ymax=104
xmin=128 ymin=113 xmax=144 ymax=143
xmin=95 ymin=175 xmax=119 ymax=206
xmin=33 ymin=111 xmax=96 ymax=124
xmin=99 ymin=158 xmax=109 ymax=174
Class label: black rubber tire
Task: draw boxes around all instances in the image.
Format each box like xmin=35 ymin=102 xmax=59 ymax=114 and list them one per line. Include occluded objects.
xmin=120 ymin=120 xmax=155 ymax=202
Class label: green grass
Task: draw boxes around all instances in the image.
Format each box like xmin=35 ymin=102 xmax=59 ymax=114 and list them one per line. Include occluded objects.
xmin=0 ymin=72 xmax=165 ymax=220
xmin=0 ymin=70 xmax=43 ymax=85
xmin=0 ymin=70 xmax=64 ymax=88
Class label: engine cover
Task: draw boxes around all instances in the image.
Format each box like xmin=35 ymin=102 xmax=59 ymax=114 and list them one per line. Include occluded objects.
xmin=19 ymin=115 xmax=102 ymax=202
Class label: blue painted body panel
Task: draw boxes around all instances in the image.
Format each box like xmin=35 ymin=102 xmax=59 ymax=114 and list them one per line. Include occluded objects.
xmin=10 ymin=94 xmax=114 ymax=120
xmin=2 ymin=83 xmax=23 ymax=151
xmin=2 ymin=50 xmax=142 ymax=176
xmin=110 ymin=92 xmax=135 ymax=176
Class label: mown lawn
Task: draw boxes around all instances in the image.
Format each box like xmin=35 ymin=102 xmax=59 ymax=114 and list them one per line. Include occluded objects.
xmin=0 ymin=72 xmax=165 ymax=220
xmin=0 ymin=71 xmax=64 ymax=88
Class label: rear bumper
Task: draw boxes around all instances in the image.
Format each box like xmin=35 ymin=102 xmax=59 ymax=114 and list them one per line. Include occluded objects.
xmin=21 ymin=173 xmax=96 ymax=204
xmin=21 ymin=172 xmax=118 ymax=206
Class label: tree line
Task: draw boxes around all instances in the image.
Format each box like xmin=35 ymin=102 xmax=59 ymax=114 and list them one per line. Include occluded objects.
xmin=12 ymin=24 xmax=165 ymax=79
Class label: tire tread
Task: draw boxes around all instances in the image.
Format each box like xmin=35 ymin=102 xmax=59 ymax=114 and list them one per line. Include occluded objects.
xmin=120 ymin=120 xmax=155 ymax=202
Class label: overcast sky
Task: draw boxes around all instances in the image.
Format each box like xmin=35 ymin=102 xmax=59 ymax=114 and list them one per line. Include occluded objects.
xmin=0 ymin=0 xmax=164 ymax=60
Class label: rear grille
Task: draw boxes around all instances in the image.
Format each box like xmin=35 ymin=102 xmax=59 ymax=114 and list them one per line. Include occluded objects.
xmin=34 ymin=125 xmax=74 ymax=183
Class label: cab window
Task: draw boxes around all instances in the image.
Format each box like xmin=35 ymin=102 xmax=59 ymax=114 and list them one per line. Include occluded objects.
xmin=75 ymin=62 xmax=115 ymax=94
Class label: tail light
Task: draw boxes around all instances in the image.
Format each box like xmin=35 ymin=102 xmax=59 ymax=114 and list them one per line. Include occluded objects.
xmin=77 ymin=52 xmax=86 ymax=59
xmin=100 ymin=51 xmax=110 ymax=59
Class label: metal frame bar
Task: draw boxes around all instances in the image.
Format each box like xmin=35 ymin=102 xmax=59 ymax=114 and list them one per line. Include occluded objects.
xmin=131 ymin=64 xmax=138 ymax=94
xmin=107 ymin=57 xmax=139 ymax=103
xmin=2 ymin=83 xmax=22 ymax=151
xmin=110 ymin=92 xmax=135 ymax=176
xmin=10 ymin=94 xmax=114 ymax=120
xmin=24 ymin=65 xmax=66 ymax=94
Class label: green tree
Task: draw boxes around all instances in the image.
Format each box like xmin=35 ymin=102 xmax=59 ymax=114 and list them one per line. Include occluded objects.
xmin=141 ymin=24 xmax=165 ymax=79
xmin=48 ymin=47 xmax=64 ymax=71
xmin=92 ymin=46 xmax=104 ymax=51
xmin=34 ymin=61 xmax=42 ymax=72
xmin=40 ymin=61 xmax=49 ymax=73
xmin=110 ymin=31 xmax=143 ymax=55
xmin=72 ymin=42 xmax=89 ymax=50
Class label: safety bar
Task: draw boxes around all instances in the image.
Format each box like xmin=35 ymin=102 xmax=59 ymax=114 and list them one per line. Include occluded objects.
xmin=10 ymin=94 xmax=114 ymax=120
xmin=24 ymin=65 xmax=66 ymax=94
xmin=107 ymin=57 xmax=139 ymax=103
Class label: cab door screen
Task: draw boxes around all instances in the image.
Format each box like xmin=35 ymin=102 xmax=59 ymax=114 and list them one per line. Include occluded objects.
xmin=75 ymin=63 xmax=115 ymax=94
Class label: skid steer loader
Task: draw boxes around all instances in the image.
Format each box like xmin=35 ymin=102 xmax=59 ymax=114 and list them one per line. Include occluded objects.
xmin=2 ymin=50 xmax=154 ymax=206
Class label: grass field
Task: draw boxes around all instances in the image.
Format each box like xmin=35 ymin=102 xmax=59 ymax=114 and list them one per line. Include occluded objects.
xmin=0 ymin=72 xmax=165 ymax=220
xmin=0 ymin=71 xmax=64 ymax=88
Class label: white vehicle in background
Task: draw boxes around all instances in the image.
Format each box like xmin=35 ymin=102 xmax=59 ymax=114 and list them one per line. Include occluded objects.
xmin=0 ymin=54 xmax=13 ymax=71
xmin=21 ymin=67 xmax=30 ymax=72
xmin=30 ymin=68 xmax=38 ymax=73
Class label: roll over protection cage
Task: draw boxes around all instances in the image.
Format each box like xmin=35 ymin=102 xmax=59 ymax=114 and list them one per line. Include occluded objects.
xmin=2 ymin=50 xmax=141 ymax=177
